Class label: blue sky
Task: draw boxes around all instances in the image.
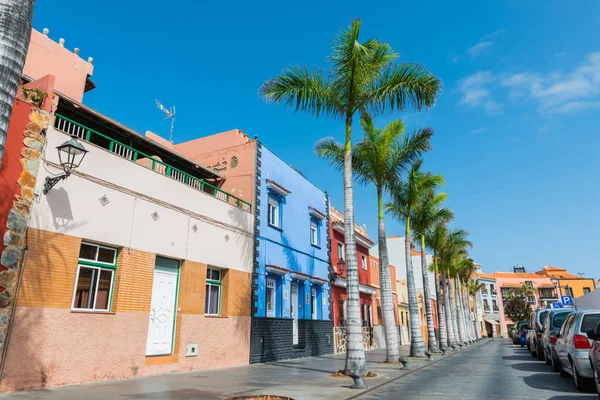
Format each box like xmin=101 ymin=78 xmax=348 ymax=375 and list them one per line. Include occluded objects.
xmin=33 ymin=1 xmax=600 ymax=279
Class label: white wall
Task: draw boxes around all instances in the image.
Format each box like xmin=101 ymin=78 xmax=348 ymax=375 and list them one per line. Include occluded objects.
xmin=575 ymin=289 xmax=600 ymax=309
xmin=32 ymin=127 xmax=254 ymax=273
xmin=371 ymin=236 xmax=436 ymax=295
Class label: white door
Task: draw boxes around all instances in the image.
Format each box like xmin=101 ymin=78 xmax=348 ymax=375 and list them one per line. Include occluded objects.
xmin=146 ymin=268 xmax=178 ymax=355
xmin=266 ymin=278 xmax=276 ymax=318
xmin=291 ymin=283 xmax=298 ymax=345
xmin=311 ymin=288 xmax=317 ymax=320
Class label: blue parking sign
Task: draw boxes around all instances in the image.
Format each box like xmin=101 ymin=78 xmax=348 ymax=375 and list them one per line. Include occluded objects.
xmin=552 ymin=302 xmax=563 ymax=309
xmin=561 ymin=295 xmax=573 ymax=305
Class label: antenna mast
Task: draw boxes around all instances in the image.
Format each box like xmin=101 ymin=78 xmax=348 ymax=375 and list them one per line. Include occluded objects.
xmin=155 ymin=99 xmax=176 ymax=143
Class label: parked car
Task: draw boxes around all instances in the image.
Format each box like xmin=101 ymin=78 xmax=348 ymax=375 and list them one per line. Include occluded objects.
xmin=528 ymin=308 xmax=549 ymax=360
xmin=555 ymin=309 xmax=600 ymax=391
xmin=540 ymin=308 xmax=573 ymax=371
xmin=519 ymin=323 xmax=529 ymax=347
xmin=512 ymin=320 xmax=529 ymax=344
xmin=586 ymin=321 xmax=600 ymax=397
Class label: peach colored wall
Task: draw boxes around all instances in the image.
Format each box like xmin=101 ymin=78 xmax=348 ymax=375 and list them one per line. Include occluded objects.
xmin=494 ymin=274 xmax=553 ymax=336
xmin=0 ymin=308 xmax=250 ymax=391
xmin=144 ymin=129 xmax=257 ymax=205
xmin=23 ymin=30 xmax=94 ymax=102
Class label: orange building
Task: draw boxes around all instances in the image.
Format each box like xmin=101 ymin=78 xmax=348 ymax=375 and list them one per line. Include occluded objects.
xmin=535 ymin=266 xmax=596 ymax=299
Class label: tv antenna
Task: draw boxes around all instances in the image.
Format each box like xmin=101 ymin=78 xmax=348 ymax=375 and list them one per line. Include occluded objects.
xmin=155 ymin=99 xmax=176 ymax=143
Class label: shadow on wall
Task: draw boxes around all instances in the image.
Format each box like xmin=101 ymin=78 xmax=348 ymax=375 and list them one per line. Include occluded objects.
xmin=46 ymin=187 xmax=74 ymax=230
xmin=281 ymin=235 xmax=300 ymax=274
xmin=227 ymin=207 xmax=253 ymax=268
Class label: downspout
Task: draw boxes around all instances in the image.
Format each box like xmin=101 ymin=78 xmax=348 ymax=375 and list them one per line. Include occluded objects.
xmin=248 ymin=138 xmax=261 ymax=364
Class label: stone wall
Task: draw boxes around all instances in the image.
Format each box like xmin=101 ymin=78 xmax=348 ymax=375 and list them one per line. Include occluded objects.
xmin=250 ymin=318 xmax=333 ymax=363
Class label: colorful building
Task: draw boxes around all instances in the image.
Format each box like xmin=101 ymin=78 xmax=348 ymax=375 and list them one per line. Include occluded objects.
xmin=369 ymin=256 xmax=401 ymax=348
xmin=151 ymin=129 xmax=334 ymax=363
xmin=473 ymin=267 xmax=501 ymax=337
xmin=0 ymin=29 xmax=255 ymax=391
xmin=535 ymin=265 xmax=596 ymax=299
xmin=329 ymin=206 xmax=377 ymax=352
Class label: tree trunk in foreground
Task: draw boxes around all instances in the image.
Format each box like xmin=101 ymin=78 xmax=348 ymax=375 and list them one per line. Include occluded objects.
xmin=405 ymin=224 xmax=425 ymax=357
xmin=377 ymin=189 xmax=399 ymax=361
xmin=420 ymin=235 xmax=438 ymax=352
xmin=434 ymin=261 xmax=447 ymax=350
xmin=342 ymin=120 xmax=367 ymax=376
xmin=0 ymin=0 xmax=35 ymax=167
xmin=442 ymin=271 xmax=456 ymax=347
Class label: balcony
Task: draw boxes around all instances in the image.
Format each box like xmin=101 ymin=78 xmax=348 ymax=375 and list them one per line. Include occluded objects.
xmin=491 ymin=290 xmax=497 ymax=296
xmin=481 ymin=289 xmax=489 ymax=295
xmin=53 ymin=114 xmax=251 ymax=212
xmin=538 ymin=288 xmax=558 ymax=300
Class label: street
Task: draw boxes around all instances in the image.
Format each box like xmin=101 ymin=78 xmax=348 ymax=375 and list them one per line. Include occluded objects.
xmin=359 ymin=339 xmax=597 ymax=400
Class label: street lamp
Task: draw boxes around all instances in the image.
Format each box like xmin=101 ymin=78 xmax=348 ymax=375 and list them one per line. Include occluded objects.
xmin=43 ymin=138 xmax=88 ymax=194
xmin=337 ymin=257 xmax=346 ymax=275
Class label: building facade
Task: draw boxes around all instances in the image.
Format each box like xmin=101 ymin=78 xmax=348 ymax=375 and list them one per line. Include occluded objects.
xmin=535 ymin=265 xmax=596 ymax=299
xmin=369 ymin=256 xmax=401 ymax=348
xmin=473 ymin=270 xmax=500 ymax=337
xmin=329 ymin=206 xmax=377 ymax=352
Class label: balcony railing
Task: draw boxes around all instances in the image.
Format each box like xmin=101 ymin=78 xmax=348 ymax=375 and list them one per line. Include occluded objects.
xmin=54 ymin=114 xmax=251 ymax=212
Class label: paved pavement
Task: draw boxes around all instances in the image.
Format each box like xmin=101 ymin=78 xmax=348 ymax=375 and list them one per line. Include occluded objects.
xmin=0 ymin=343 xmax=484 ymax=400
xmin=358 ymin=339 xmax=598 ymax=400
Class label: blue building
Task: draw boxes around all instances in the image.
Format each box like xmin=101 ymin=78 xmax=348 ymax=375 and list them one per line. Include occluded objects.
xmin=250 ymin=143 xmax=333 ymax=363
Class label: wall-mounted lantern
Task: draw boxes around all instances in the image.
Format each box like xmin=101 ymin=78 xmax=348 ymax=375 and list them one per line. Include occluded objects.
xmin=43 ymin=138 xmax=88 ymax=194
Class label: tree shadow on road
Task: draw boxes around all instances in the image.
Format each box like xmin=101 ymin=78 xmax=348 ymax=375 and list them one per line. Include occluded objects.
xmin=512 ymin=362 xmax=554 ymax=373
xmin=502 ymin=355 xmax=535 ymax=361
xmin=523 ymin=372 xmax=592 ymax=395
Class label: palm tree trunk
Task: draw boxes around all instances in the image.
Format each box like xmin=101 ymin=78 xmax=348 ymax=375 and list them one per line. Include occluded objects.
xmin=434 ymin=259 xmax=447 ymax=350
xmin=420 ymin=235 xmax=438 ymax=352
xmin=405 ymin=219 xmax=425 ymax=356
xmin=472 ymin=291 xmax=481 ymax=339
xmin=459 ymin=283 xmax=471 ymax=341
xmin=0 ymin=0 xmax=35 ymax=166
xmin=377 ymin=188 xmax=399 ymax=362
xmin=342 ymin=119 xmax=367 ymax=376
xmin=451 ymin=278 xmax=465 ymax=344
xmin=441 ymin=271 xmax=455 ymax=347
xmin=457 ymin=280 xmax=470 ymax=342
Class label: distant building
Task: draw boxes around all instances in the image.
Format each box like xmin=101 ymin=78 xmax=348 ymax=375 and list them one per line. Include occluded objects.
xmin=535 ymin=265 xmax=597 ymax=299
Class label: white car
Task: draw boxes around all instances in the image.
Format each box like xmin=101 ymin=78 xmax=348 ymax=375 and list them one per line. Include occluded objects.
xmin=554 ymin=309 xmax=600 ymax=391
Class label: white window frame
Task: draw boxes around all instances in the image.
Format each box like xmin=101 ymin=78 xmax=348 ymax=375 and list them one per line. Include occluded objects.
xmin=311 ymin=287 xmax=317 ymax=320
xmin=71 ymin=265 xmax=115 ymax=312
xmin=78 ymin=242 xmax=117 ymax=266
xmin=337 ymin=243 xmax=344 ymax=259
xmin=205 ymin=267 xmax=222 ymax=316
xmin=266 ymin=278 xmax=276 ymax=318
xmin=268 ymin=197 xmax=280 ymax=228
xmin=310 ymin=220 xmax=318 ymax=246
xmin=361 ymin=255 xmax=367 ymax=270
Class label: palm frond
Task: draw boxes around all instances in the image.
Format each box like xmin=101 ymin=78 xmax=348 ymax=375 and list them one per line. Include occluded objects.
xmin=314 ymin=137 xmax=346 ymax=171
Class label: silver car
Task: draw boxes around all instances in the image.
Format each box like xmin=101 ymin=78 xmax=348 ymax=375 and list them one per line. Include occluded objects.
xmin=554 ymin=309 xmax=600 ymax=391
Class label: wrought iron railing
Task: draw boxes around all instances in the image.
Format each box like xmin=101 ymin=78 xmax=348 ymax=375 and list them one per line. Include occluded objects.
xmin=53 ymin=114 xmax=251 ymax=212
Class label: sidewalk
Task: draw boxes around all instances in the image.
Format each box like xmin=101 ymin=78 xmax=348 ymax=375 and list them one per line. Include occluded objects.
xmin=0 ymin=342 xmax=487 ymax=400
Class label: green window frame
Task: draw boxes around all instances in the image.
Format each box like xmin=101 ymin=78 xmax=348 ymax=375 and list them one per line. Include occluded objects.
xmin=71 ymin=242 xmax=118 ymax=312
xmin=205 ymin=267 xmax=223 ymax=316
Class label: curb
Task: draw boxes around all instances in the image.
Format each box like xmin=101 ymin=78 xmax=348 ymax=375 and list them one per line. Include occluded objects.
xmin=344 ymin=340 xmax=489 ymax=399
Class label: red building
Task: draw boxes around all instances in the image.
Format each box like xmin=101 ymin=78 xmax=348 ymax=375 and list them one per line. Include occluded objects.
xmin=329 ymin=206 xmax=377 ymax=328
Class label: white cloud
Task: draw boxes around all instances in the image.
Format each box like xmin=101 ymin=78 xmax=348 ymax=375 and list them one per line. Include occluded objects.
xmin=502 ymin=52 xmax=600 ymax=114
xmin=470 ymin=126 xmax=489 ymax=134
xmin=468 ymin=41 xmax=494 ymax=57
xmin=457 ymin=71 xmax=503 ymax=114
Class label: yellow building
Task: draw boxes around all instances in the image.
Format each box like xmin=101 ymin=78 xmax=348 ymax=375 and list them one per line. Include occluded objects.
xmin=535 ymin=266 xmax=597 ymax=299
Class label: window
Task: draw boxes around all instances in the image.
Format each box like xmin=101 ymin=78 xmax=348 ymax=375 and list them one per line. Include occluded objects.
xmin=311 ymin=287 xmax=317 ymax=320
xmin=564 ymin=287 xmax=574 ymax=297
xmin=72 ymin=242 xmax=117 ymax=312
xmin=492 ymin=300 xmax=498 ymax=311
xmin=310 ymin=220 xmax=319 ymax=246
xmin=268 ymin=197 xmax=280 ymax=228
xmin=338 ymin=299 xmax=345 ymax=324
xmin=377 ymin=306 xmax=382 ymax=323
xmin=483 ymin=299 xmax=489 ymax=310
xmin=582 ymin=314 xmax=600 ymax=333
xmin=266 ymin=278 xmax=276 ymax=318
xmin=525 ymin=281 xmax=533 ymax=288
xmin=361 ymin=255 xmax=367 ymax=270
xmin=583 ymin=287 xmax=591 ymax=294
xmin=337 ymin=243 xmax=344 ymax=259
xmin=205 ymin=268 xmax=222 ymax=316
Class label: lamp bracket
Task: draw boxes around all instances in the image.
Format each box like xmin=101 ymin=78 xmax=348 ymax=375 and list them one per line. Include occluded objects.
xmin=43 ymin=173 xmax=70 ymax=194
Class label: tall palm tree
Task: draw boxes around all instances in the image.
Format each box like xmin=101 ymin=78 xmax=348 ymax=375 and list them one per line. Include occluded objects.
xmin=315 ymin=114 xmax=432 ymax=362
xmin=412 ymin=191 xmax=453 ymax=352
xmin=0 ymin=0 xmax=35 ymax=167
xmin=438 ymin=228 xmax=472 ymax=346
xmin=260 ymin=19 xmax=441 ymax=375
xmin=386 ymin=161 xmax=443 ymax=356
xmin=427 ymin=223 xmax=453 ymax=349
xmin=467 ymin=279 xmax=485 ymax=339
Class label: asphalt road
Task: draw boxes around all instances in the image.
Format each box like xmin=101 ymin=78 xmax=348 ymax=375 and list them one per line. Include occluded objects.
xmin=358 ymin=339 xmax=598 ymax=400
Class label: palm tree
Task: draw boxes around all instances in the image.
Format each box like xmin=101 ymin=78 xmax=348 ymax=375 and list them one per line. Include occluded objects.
xmin=514 ymin=282 xmax=536 ymax=300
xmin=438 ymin=228 xmax=472 ymax=346
xmin=0 ymin=0 xmax=35 ymax=167
xmin=412 ymin=191 xmax=453 ymax=352
xmin=260 ymin=19 xmax=441 ymax=375
xmin=386 ymin=160 xmax=443 ymax=356
xmin=467 ymin=279 xmax=485 ymax=339
xmin=315 ymin=114 xmax=432 ymax=362
xmin=426 ymin=223 xmax=452 ymax=349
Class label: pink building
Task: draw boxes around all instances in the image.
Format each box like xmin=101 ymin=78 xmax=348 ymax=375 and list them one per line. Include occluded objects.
xmin=493 ymin=272 xmax=557 ymax=336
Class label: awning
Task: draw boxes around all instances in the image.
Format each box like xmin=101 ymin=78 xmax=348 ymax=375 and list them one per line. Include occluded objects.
xmin=484 ymin=319 xmax=499 ymax=324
